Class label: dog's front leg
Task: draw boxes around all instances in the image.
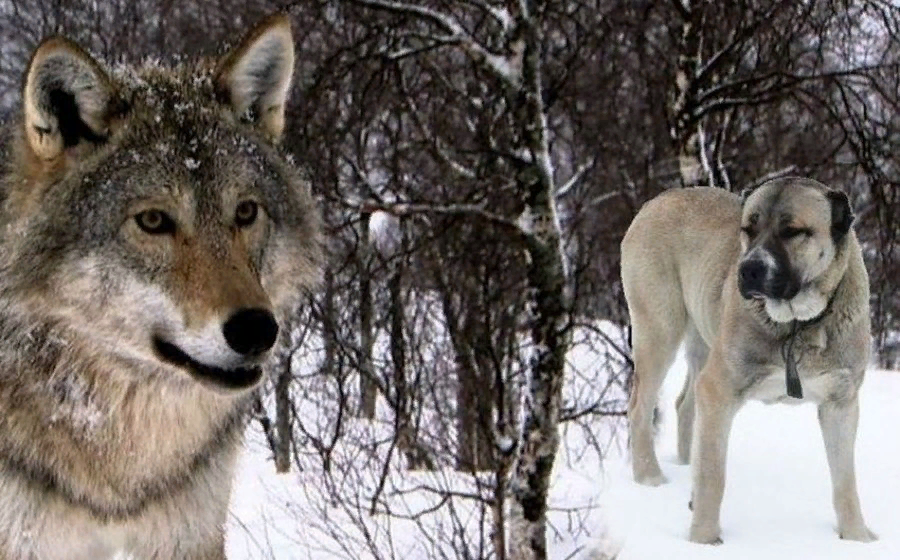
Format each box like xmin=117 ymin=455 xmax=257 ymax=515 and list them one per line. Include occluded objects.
xmin=688 ymin=356 xmax=739 ymax=545
xmin=818 ymin=393 xmax=877 ymax=542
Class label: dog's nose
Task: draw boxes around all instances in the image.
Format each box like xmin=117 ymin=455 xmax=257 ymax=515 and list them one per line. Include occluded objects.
xmin=738 ymin=260 xmax=766 ymax=297
xmin=739 ymin=260 xmax=765 ymax=285
xmin=223 ymin=308 xmax=279 ymax=356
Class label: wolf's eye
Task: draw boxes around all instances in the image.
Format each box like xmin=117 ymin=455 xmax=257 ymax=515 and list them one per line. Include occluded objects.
xmin=235 ymin=200 xmax=258 ymax=228
xmin=135 ymin=209 xmax=175 ymax=235
xmin=740 ymin=226 xmax=755 ymax=238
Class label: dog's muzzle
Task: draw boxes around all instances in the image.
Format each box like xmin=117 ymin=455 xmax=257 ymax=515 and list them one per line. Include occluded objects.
xmin=738 ymin=258 xmax=800 ymax=301
xmin=738 ymin=259 xmax=766 ymax=299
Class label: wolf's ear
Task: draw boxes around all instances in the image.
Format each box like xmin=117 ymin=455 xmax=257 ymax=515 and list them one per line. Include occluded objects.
xmin=217 ymin=14 xmax=295 ymax=142
xmin=739 ymin=187 xmax=754 ymax=206
xmin=826 ymin=189 xmax=854 ymax=241
xmin=23 ymin=37 xmax=119 ymax=161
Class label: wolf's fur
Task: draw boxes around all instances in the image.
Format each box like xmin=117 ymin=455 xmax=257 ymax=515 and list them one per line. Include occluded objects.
xmin=0 ymin=14 xmax=321 ymax=560
xmin=621 ymin=179 xmax=874 ymax=544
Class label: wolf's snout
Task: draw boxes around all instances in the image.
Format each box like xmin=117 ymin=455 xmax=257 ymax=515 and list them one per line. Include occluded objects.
xmin=223 ymin=308 xmax=279 ymax=356
xmin=738 ymin=260 xmax=766 ymax=299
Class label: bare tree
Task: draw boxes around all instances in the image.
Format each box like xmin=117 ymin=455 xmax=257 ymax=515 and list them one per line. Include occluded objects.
xmin=337 ymin=2 xmax=579 ymax=557
xmin=5 ymin=1 xmax=900 ymax=558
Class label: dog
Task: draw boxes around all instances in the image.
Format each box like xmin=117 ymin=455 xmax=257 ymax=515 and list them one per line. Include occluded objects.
xmin=620 ymin=178 xmax=875 ymax=544
xmin=0 ymin=14 xmax=322 ymax=560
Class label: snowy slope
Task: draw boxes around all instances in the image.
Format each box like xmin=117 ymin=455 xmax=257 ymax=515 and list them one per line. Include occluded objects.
xmin=227 ymin=348 xmax=900 ymax=559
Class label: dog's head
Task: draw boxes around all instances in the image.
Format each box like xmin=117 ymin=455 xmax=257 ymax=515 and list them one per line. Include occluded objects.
xmin=2 ymin=15 xmax=322 ymax=392
xmin=737 ymin=177 xmax=853 ymax=323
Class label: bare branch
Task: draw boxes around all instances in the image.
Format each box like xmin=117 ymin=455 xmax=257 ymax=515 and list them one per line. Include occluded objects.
xmin=588 ymin=190 xmax=625 ymax=207
xmin=742 ymin=165 xmax=799 ymax=191
xmin=556 ymin=157 xmax=596 ymax=200
xmin=693 ymin=2 xmax=785 ymax=87
xmin=350 ymin=0 xmax=523 ymax=86
xmin=469 ymin=0 xmax=515 ymax=33
xmin=353 ymin=199 xmax=527 ymax=240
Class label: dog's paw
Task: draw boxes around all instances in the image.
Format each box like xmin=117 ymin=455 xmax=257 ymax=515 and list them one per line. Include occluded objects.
xmin=839 ymin=526 xmax=878 ymax=542
xmin=633 ymin=461 xmax=668 ymax=486
xmin=634 ymin=471 xmax=669 ymax=487
xmin=688 ymin=524 xmax=723 ymax=545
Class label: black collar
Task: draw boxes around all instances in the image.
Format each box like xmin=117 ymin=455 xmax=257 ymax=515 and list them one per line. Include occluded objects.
xmin=781 ymin=286 xmax=840 ymax=399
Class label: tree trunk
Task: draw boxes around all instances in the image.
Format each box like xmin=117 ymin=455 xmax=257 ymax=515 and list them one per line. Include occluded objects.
xmin=669 ymin=0 xmax=706 ymax=187
xmin=434 ymin=269 xmax=491 ymax=472
xmin=388 ymin=261 xmax=434 ymax=470
xmin=322 ymin=265 xmax=336 ymax=378
xmin=455 ymin=343 xmax=479 ymax=471
xmin=508 ymin=9 xmax=571 ymax=560
xmin=358 ymin=212 xmax=377 ymax=419
xmin=274 ymin=365 xmax=292 ymax=473
xmin=492 ymin=308 xmax=519 ymax=560
xmin=472 ymin=330 xmax=497 ymax=471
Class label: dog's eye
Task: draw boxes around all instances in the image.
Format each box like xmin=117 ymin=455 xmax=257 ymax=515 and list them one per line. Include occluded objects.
xmin=235 ymin=200 xmax=258 ymax=228
xmin=781 ymin=227 xmax=811 ymax=240
xmin=135 ymin=209 xmax=176 ymax=235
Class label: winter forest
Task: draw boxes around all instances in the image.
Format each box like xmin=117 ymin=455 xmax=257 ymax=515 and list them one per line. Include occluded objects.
xmin=2 ymin=1 xmax=900 ymax=559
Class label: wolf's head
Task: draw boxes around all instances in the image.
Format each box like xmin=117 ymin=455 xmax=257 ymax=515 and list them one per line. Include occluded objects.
xmin=0 ymin=15 xmax=322 ymax=392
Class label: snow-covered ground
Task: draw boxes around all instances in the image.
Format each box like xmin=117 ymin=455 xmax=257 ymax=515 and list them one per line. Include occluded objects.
xmin=603 ymin=356 xmax=900 ymax=560
xmin=226 ymin=343 xmax=900 ymax=559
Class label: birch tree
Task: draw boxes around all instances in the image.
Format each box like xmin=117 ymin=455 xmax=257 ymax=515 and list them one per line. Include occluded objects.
xmin=662 ymin=0 xmax=899 ymax=189
xmin=342 ymin=2 xmax=575 ymax=557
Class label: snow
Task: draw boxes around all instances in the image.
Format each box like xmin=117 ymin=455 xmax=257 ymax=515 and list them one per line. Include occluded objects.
xmin=602 ymin=356 xmax=900 ymax=560
xmin=226 ymin=332 xmax=900 ymax=559
xmin=495 ymin=435 xmax=516 ymax=454
xmin=367 ymin=210 xmax=400 ymax=256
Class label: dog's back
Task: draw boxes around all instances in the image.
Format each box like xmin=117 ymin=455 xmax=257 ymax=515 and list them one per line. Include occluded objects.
xmin=621 ymin=187 xmax=742 ymax=343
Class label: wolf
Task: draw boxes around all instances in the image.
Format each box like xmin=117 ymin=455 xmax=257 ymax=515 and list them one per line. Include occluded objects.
xmin=0 ymin=13 xmax=321 ymax=560
xmin=621 ymin=179 xmax=874 ymax=544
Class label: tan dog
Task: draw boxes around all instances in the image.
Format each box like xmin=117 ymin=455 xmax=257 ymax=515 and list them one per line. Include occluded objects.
xmin=621 ymin=178 xmax=875 ymax=544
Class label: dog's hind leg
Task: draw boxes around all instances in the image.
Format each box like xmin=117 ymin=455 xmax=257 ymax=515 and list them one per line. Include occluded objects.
xmin=627 ymin=291 xmax=687 ymax=486
xmin=689 ymin=354 xmax=739 ymax=545
xmin=675 ymin=323 xmax=708 ymax=464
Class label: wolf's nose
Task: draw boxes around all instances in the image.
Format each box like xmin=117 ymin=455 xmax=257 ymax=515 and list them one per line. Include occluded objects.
xmin=223 ymin=308 xmax=279 ymax=356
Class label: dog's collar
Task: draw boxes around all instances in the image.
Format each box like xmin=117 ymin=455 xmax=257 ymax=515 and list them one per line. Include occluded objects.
xmin=781 ymin=285 xmax=841 ymax=399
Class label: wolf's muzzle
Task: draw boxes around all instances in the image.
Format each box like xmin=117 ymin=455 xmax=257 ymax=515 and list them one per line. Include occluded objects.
xmin=153 ymin=337 xmax=263 ymax=390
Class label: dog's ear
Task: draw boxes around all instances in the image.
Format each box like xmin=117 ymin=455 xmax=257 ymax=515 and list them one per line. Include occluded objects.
xmin=22 ymin=37 xmax=122 ymax=163
xmin=217 ymin=14 xmax=295 ymax=143
xmin=826 ymin=189 xmax=854 ymax=241
xmin=739 ymin=187 xmax=754 ymax=206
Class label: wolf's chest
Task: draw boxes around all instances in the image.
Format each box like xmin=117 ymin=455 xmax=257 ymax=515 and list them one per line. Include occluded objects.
xmin=0 ymin=465 xmax=227 ymax=559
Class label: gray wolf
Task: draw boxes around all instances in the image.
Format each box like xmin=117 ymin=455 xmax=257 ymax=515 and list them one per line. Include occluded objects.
xmin=0 ymin=13 xmax=321 ymax=560
xmin=620 ymin=179 xmax=874 ymax=544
